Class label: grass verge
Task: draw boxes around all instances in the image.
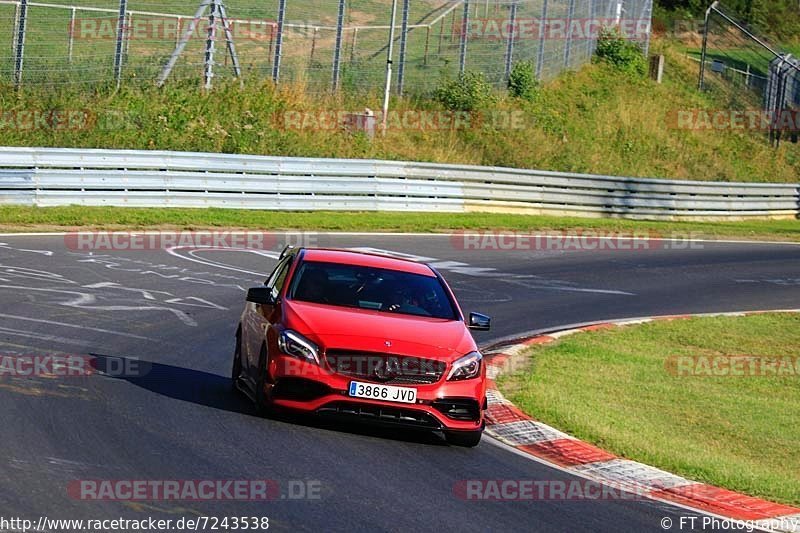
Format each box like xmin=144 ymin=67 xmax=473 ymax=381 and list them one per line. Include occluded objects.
xmin=0 ymin=206 xmax=799 ymax=241
xmin=498 ymin=313 xmax=800 ymax=506
xmin=2 ymin=38 xmax=799 ymax=183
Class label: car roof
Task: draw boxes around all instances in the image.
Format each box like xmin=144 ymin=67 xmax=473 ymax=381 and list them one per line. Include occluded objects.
xmin=301 ymin=248 xmax=435 ymax=277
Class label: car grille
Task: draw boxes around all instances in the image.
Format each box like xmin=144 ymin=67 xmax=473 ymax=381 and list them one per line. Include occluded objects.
xmin=316 ymin=401 xmax=442 ymax=429
xmin=324 ymin=350 xmax=446 ymax=385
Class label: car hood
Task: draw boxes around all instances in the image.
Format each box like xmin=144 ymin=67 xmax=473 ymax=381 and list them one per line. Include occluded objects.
xmin=283 ymin=300 xmax=475 ymax=361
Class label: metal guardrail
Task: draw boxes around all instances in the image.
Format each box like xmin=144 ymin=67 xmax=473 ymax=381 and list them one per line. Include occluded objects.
xmin=0 ymin=147 xmax=797 ymax=220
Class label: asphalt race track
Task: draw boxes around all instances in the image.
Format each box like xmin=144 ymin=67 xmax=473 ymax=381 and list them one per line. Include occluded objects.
xmin=1 ymin=233 xmax=799 ymax=532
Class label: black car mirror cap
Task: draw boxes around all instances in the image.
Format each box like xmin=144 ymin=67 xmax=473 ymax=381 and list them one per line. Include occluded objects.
xmin=468 ymin=312 xmax=491 ymax=331
xmin=247 ymin=287 xmax=277 ymax=305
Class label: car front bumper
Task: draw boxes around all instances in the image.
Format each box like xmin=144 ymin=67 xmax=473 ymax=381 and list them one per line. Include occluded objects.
xmin=268 ymin=354 xmax=486 ymax=431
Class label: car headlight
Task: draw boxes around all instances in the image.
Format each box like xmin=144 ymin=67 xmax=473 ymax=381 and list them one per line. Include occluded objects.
xmin=278 ymin=330 xmax=319 ymax=365
xmin=446 ymin=351 xmax=482 ymax=381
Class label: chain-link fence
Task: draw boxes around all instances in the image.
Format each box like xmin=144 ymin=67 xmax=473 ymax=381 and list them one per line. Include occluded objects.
xmin=697 ymin=1 xmax=800 ymax=145
xmin=1 ymin=0 xmax=652 ymax=92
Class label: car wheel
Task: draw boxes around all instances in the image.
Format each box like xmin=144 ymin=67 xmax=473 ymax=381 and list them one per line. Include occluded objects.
xmin=444 ymin=430 xmax=482 ymax=447
xmin=231 ymin=330 xmax=243 ymax=392
xmin=254 ymin=344 xmax=273 ymax=416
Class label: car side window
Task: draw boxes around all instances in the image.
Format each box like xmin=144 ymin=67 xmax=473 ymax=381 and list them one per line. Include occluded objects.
xmin=266 ymin=257 xmax=293 ymax=300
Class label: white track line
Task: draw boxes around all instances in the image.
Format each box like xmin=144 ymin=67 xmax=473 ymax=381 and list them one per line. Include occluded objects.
xmin=0 ymin=231 xmax=799 ymax=246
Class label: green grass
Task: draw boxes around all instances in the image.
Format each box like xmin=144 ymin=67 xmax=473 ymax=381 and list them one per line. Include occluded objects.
xmin=0 ymin=0 xmax=466 ymax=90
xmin=498 ymin=313 xmax=800 ymax=506
xmin=2 ymin=38 xmax=800 ymax=183
xmin=0 ymin=206 xmax=799 ymax=241
xmin=684 ymin=44 xmax=800 ymax=80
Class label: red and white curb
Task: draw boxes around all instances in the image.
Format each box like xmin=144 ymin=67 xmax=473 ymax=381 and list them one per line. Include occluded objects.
xmin=483 ymin=309 xmax=800 ymax=533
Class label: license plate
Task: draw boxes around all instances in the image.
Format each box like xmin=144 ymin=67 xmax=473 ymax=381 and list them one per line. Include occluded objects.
xmin=348 ymin=381 xmax=417 ymax=404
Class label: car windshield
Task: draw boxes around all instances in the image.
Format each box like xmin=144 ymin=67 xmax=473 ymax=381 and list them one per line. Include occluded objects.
xmin=288 ymin=261 xmax=457 ymax=320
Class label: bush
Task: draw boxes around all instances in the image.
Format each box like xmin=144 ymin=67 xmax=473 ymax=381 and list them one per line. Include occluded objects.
xmin=507 ymin=61 xmax=539 ymax=101
xmin=594 ymin=27 xmax=647 ymax=76
xmin=434 ymin=71 xmax=496 ymax=111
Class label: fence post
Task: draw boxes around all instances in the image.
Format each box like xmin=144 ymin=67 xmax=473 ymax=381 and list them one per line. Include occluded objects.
xmin=563 ymin=0 xmax=575 ymax=68
xmin=698 ymin=1 xmax=715 ymax=90
xmin=331 ymin=0 xmax=345 ymax=91
xmin=203 ymin=0 xmax=218 ymax=89
xmin=267 ymin=22 xmax=274 ymax=58
xmin=458 ymin=0 xmax=469 ymax=74
xmin=350 ymin=28 xmax=358 ymax=63
xmin=587 ymin=0 xmax=596 ymax=58
xmin=504 ymin=0 xmax=517 ymax=80
xmin=67 ymin=7 xmax=76 ymax=63
xmin=381 ymin=0 xmax=398 ymax=133
xmin=217 ymin=1 xmax=241 ymax=79
xmin=310 ymin=28 xmax=318 ymax=62
xmin=113 ymin=0 xmax=128 ymax=88
xmin=423 ymin=25 xmax=430 ymax=65
xmin=123 ymin=12 xmax=132 ymax=58
xmin=13 ymin=0 xmax=28 ymax=89
xmin=397 ymin=0 xmax=409 ymax=94
xmin=11 ymin=2 xmax=20 ymax=58
xmin=157 ymin=0 xmax=210 ymax=87
xmin=272 ymin=0 xmax=286 ymax=83
xmin=438 ymin=17 xmax=444 ymax=54
xmin=536 ymin=0 xmax=549 ymax=79
xmin=640 ymin=0 xmax=652 ymax=57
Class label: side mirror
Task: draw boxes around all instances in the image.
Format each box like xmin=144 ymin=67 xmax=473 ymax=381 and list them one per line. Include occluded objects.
xmin=468 ymin=312 xmax=491 ymax=331
xmin=247 ymin=287 xmax=276 ymax=306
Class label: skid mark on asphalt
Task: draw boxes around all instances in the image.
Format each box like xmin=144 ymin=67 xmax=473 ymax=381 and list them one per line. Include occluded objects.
xmin=0 ymin=343 xmax=38 ymax=354
xmin=447 ymin=280 xmax=514 ymax=303
xmin=122 ymin=502 xmax=203 ymax=516
xmin=81 ymin=283 xmax=227 ymax=311
xmin=8 ymin=457 xmax=108 ymax=474
xmin=0 ymin=313 xmax=153 ymax=341
xmin=0 ymin=285 xmax=198 ymax=327
xmin=0 ymin=265 xmax=75 ymax=285
xmin=736 ymin=278 xmax=800 ymax=286
xmin=70 ymin=253 xmax=253 ymax=286
xmin=502 ymin=277 xmax=634 ymax=295
xmin=0 ymin=242 xmax=54 ymax=256
xmin=0 ymin=326 xmax=94 ymax=347
xmin=0 ymin=380 xmax=89 ymax=399
xmin=165 ymin=247 xmax=279 ymax=277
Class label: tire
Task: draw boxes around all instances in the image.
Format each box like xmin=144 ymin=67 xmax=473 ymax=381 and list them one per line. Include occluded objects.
xmin=231 ymin=330 xmax=243 ymax=392
xmin=444 ymin=430 xmax=483 ymax=447
xmin=254 ymin=344 xmax=273 ymax=416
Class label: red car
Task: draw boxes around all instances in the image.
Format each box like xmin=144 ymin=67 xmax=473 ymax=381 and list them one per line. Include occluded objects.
xmin=232 ymin=247 xmax=491 ymax=446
